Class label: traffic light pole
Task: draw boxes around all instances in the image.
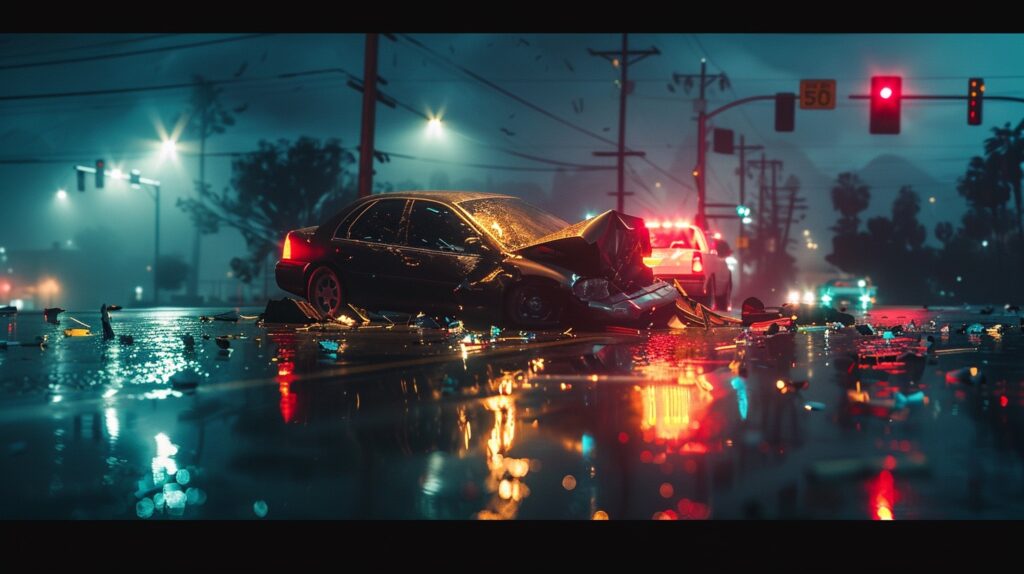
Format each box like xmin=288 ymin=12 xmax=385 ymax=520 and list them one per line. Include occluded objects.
xmin=74 ymin=165 xmax=161 ymax=305
xmin=680 ymin=91 xmax=787 ymax=229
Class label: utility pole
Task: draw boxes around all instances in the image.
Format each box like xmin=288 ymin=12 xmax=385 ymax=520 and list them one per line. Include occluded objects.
xmin=357 ymin=33 xmax=380 ymax=199
xmin=589 ymin=33 xmax=659 ymax=212
xmin=673 ymin=59 xmax=729 ymax=228
xmin=736 ymin=135 xmax=762 ymax=294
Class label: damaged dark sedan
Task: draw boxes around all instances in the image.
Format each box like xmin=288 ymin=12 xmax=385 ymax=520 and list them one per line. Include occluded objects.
xmin=276 ymin=191 xmax=678 ymax=328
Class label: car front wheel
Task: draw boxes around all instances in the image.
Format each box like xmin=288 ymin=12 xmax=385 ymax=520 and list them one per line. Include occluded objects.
xmin=505 ymin=282 xmax=566 ymax=329
xmin=307 ymin=266 xmax=345 ymax=319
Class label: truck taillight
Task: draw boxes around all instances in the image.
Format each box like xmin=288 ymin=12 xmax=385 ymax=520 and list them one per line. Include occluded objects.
xmin=691 ymin=252 xmax=704 ymax=273
xmin=282 ymin=233 xmax=292 ymax=260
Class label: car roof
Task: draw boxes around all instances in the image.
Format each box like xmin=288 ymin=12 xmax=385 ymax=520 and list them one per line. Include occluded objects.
xmin=354 ymin=190 xmax=517 ymax=205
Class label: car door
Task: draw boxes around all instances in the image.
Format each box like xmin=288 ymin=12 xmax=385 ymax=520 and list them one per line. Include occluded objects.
xmin=333 ymin=198 xmax=410 ymax=309
xmin=398 ymin=199 xmax=491 ymax=314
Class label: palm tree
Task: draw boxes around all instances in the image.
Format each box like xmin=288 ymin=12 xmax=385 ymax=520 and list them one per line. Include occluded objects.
xmin=983 ymin=120 xmax=1024 ymax=236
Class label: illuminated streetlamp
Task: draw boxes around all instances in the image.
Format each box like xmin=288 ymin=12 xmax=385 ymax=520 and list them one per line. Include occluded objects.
xmin=55 ymin=189 xmax=68 ymax=201
xmin=161 ymin=139 xmax=178 ymax=160
xmin=426 ymin=116 xmax=443 ymax=138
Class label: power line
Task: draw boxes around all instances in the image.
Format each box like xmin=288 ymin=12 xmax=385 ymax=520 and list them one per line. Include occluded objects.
xmin=0 ymin=34 xmax=180 ymax=63
xmin=396 ymin=34 xmax=694 ymax=193
xmin=0 ymin=34 xmax=271 ymax=72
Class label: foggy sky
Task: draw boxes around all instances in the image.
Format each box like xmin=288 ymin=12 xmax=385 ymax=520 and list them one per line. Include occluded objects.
xmin=2 ymin=33 xmax=1022 ymax=294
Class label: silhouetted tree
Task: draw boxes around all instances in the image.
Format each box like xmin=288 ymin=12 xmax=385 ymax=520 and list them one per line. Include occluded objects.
xmin=983 ymin=120 xmax=1024 ymax=235
xmin=177 ymin=137 xmax=355 ymax=283
xmin=156 ymin=255 xmax=190 ymax=292
xmin=830 ymin=172 xmax=870 ymax=235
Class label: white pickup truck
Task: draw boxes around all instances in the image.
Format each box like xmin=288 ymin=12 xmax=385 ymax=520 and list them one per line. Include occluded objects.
xmin=641 ymin=221 xmax=733 ymax=310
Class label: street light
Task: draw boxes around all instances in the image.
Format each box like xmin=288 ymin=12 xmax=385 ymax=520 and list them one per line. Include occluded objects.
xmin=426 ymin=116 xmax=443 ymax=138
xmin=55 ymin=189 xmax=68 ymax=201
xmin=161 ymin=139 xmax=178 ymax=161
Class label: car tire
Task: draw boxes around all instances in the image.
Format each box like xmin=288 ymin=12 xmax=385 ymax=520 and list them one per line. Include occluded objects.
xmin=307 ymin=266 xmax=345 ymax=319
xmin=715 ymin=279 xmax=732 ymax=311
xmin=505 ymin=281 xmax=566 ymax=329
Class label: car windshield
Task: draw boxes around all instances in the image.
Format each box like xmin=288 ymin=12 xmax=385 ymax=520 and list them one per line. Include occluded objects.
xmin=649 ymin=227 xmax=695 ymax=249
xmin=460 ymin=197 xmax=569 ymax=250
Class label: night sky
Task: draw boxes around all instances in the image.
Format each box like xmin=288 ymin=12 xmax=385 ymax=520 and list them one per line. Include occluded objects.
xmin=2 ymin=33 xmax=1022 ymax=301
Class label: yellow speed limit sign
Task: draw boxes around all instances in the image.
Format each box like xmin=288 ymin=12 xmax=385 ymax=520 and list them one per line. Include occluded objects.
xmin=800 ymin=79 xmax=836 ymax=110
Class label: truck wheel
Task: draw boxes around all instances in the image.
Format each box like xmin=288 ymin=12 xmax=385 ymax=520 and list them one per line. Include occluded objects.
xmin=307 ymin=266 xmax=345 ymax=319
xmin=715 ymin=279 xmax=732 ymax=311
xmin=699 ymin=276 xmax=716 ymax=309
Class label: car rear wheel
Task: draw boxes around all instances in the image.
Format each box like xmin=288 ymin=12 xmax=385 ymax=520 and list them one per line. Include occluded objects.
xmin=307 ymin=266 xmax=345 ymax=319
xmin=715 ymin=279 xmax=732 ymax=311
xmin=505 ymin=282 xmax=566 ymax=329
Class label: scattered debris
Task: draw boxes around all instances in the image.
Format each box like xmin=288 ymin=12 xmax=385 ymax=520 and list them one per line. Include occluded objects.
xmin=318 ymin=340 xmax=341 ymax=353
xmin=855 ymin=324 xmax=875 ymax=336
xmin=170 ymin=370 xmax=200 ymax=390
xmin=119 ymin=335 xmax=134 ymax=345
xmin=181 ymin=334 xmax=195 ymax=348
xmin=966 ymin=323 xmax=985 ymax=334
xmin=100 ymin=304 xmax=115 ymax=340
xmin=44 ymin=307 xmax=65 ymax=324
xmin=215 ymin=336 xmax=231 ymax=350
xmin=200 ymin=310 xmax=241 ymax=323
xmin=262 ymin=298 xmax=322 ymax=325
xmin=63 ymin=328 xmax=91 ymax=337
xmin=945 ymin=366 xmax=985 ymax=385
xmin=803 ymin=401 xmax=826 ymax=411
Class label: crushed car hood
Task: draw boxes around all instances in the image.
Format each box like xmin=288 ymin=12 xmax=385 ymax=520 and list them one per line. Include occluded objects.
xmin=513 ymin=210 xmax=654 ymax=288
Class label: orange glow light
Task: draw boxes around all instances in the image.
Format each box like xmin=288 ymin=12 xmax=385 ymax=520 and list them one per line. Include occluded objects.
xmin=282 ymin=233 xmax=292 ymax=260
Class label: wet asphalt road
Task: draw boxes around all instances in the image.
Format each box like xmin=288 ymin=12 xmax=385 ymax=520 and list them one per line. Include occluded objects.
xmin=1 ymin=305 xmax=1023 ymax=520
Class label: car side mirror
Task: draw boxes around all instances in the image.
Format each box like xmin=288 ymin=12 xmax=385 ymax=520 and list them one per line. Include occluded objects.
xmin=465 ymin=235 xmax=491 ymax=255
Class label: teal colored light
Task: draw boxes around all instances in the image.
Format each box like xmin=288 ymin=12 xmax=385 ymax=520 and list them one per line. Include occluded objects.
xmin=582 ymin=433 xmax=595 ymax=457
xmin=730 ymin=377 xmax=748 ymax=420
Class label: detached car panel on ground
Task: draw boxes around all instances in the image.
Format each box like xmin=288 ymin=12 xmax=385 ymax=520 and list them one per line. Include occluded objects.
xmin=276 ymin=191 xmax=678 ymax=328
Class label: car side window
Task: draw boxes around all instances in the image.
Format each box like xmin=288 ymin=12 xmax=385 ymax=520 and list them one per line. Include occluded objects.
xmin=347 ymin=199 xmax=407 ymax=244
xmin=406 ymin=201 xmax=482 ymax=255
xmin=333 ymin=202 xmax=374 ymax=240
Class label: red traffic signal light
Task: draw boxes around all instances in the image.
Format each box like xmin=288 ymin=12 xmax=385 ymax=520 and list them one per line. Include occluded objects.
xmin=870 ymin=76 xmax=901 ymax=134
xmin=968 ymin=77 xmax=984 ymax=126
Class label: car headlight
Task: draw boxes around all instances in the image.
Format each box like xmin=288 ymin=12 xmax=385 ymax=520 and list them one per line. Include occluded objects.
xmin=573 ymin=277 xmax=610 ymax=301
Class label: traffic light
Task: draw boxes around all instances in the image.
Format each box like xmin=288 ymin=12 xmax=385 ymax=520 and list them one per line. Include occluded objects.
xmin=129 ymin=169 xmax=141 ymax=187
xmin=713 ymin=128 xmax=734 ymax=154
xmin=775 ymin=93 xmax=795 ymax=132
xmin=735 ymin=204 xmax=751 ymax=218
xmin=870 ymin=76 xmax=902 ymax=134
xmin=968 ymin=77 xmax=984 ymax=126
xmin=76 ymin=169 xmax=85 ymax=192
xmin=95 ymin=159 xmax=105 ymax=188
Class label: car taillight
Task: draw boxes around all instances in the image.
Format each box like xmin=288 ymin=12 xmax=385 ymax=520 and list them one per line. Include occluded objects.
xmin=691 ymin=253 xmax=703 ymax=273
xmin=282 ymin=233 xmax=292 ymax=260
xmin=643 ymin=256 xmax=663 ymax=268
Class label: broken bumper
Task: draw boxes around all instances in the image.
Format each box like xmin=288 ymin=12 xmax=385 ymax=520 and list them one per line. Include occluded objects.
xmin=577 ymin=280 xmax=679 ymax=323
xmin=275 ymin=260 xmax=309 ymax=297
xmin=651 ymin=273 xmax=706 ymax=298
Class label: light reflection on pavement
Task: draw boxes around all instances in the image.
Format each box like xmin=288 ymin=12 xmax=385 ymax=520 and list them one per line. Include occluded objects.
xmin=1 ymin=305 xmax=1022 ymax=519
